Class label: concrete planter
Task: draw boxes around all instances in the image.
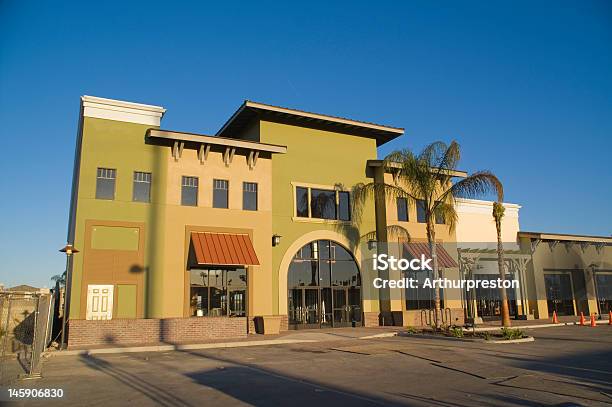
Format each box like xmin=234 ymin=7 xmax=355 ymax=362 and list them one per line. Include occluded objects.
xmin=254 ymin=316 xmax=282 ymax=335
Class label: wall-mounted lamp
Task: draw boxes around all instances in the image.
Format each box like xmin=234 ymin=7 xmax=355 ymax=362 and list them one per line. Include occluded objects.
xmin=272 ymin=234 xmax=282 ymax=247
xmin=367 ymin=240 xmax=377 ymax=251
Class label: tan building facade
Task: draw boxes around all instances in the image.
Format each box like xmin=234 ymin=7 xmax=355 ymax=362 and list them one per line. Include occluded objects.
xmin=64 ymin=96 xmax=611 ymax=348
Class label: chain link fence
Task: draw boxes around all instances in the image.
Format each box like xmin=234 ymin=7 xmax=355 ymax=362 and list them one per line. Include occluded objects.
xmin=0 ymin=292 xmax=54 ymax=385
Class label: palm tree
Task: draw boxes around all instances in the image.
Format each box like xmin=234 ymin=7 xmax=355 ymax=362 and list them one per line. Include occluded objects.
xmin=354 ymin=141 xmax=503 ymax=328
xmin=51 ymin=271 xmax=66 ymax=287
xmin=493 ymin=201 xmax=511 ymax=327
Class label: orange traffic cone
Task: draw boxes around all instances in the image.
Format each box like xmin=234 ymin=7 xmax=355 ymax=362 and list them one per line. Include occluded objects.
xmin=609 ymin=311 xmax=611 ymax=326
xmin=579 ymin=312 xmax=585 ymax=326
xmin=552 ymin=310 xmax=559 ymax=324
xmin=590 ymin=313 xmax=596 ymax=327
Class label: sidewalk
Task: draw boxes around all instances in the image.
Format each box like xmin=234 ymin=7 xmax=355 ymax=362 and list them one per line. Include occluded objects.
xmin=45 ymin=326 xmax=401 ymax=357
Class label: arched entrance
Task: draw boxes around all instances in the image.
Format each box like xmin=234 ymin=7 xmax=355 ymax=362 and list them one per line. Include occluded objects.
xmin=287 ymin=240 xmax=362 ymax=329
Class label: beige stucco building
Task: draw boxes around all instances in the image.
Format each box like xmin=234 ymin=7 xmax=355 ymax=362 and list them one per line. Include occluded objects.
xmin=63 ymin=96 xmax=611 ymax=348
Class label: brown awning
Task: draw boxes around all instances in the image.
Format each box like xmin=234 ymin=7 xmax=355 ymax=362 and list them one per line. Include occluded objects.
xmin=402 ymin=242 xmax=458 ymax=268
xmin=191 ymin=232 xmax=260 ymax=266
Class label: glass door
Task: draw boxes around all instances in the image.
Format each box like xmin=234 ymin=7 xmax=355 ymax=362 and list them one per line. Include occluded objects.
xmin=303 ymin=288 xmax=320 ymax=327
xmin=545 ymin=273 xmax=575 ymax=316
xmin=332 ymin=288 xmax=349 ymax=327
xmin=320 ymin=288 xmax=333 ymax=328
xmin=348 ymin=287 xmax=362 ymax=326
xmin=288 ymin=288 xmax=321 ymax=329
xmin=595 ymin=273 xmax=612 ymax=314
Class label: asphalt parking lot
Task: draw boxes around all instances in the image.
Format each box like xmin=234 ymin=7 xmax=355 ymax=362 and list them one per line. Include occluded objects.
xmin=7 ymin=325 xmax=612 ymax=406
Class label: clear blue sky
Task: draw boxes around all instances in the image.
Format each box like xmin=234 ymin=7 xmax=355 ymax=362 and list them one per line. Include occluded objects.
xmin=1 ymin=1 xmax=611 ymax=288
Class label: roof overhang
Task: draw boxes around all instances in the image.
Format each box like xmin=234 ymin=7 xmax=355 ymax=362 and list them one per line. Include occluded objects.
xmin=147 ymin=129 xmax=287 ymax=154
xmin=216 ymin=100 xmax=404 ymax=146
xmin=518 ymin=232 xmax=612 ymax=245
xmin=367 ymin=160 xmax=468 ymax=178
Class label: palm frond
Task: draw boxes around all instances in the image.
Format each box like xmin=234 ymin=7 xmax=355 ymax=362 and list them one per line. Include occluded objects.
xmin=434 ymin=201 xmax=459 ymax=233
xmin=442 ymin=171 xmax=503 ymax=202
xmin=360 ymin=225 xmax=411 ymax=243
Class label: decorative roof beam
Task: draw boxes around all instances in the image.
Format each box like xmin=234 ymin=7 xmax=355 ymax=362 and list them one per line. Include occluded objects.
xmin=247 ymin=150 xmax=259 ymax=170
xmin=224 ymin=146 xmax=236 ymax=167
xmin=198 ymin=143 xmax=210 ymax=164
xmin=172 ymin=141 xmax=184 ymax=161
xmin=530 ymin=238 xmax=540 ymax=254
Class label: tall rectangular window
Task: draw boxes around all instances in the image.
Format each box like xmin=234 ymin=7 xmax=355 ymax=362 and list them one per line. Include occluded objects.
xmin=435 ymin=202 xmax=445 ymax=224
xmin=311 ymin=189 xmax=336 ymax=220
xmin=416 ymin=199 xmax=427 ymax=223
xmin=296 ymin=187 xmax=309 ymax=217
xmin=338 ymin=191 xmax=351 ymax=221
xmin=243 ymin=182 xmax=258 ymax=211
xmin=397 ymin=197 xmax=408 ymax=222
xmin=133 ymin=172 xmax=151 ymax=203
xmin=96 ymin=168 xmax=116 ymax=200
xmin=213 ymin=179 xmax=229 ymax=208
xmin=181 ymin=176 xmax=198 ymax=206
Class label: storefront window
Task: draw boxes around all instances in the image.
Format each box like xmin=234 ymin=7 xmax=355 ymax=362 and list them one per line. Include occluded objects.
xmin=189 ymin=268 xmax=247 ymax=317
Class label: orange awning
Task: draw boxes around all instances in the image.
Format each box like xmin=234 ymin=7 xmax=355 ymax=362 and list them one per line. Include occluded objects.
xmin=402 ymin=242 xmax=458 ymax=269
xmin=191 ymin=232 xmax=260 ymax=266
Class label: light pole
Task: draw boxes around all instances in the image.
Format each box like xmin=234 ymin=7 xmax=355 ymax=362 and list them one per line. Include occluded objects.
xmin=59 ymin=244 xmax=78 ymax=350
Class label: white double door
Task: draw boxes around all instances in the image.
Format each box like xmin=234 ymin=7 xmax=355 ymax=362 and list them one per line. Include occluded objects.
xmin=86 ymin=285 xmax=114 ymax=320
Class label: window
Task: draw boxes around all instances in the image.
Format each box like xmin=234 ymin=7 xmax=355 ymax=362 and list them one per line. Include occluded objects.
xmin=296 ymin=187 xmax=309 ymax=217
xmin=96 ymin=168 xmax=116 ymax=200
xmin=295 ymin=186 xmax=351 ymax=221
xmin=405 ymin=269 xmax=444 ymax=310
xmin=416 ymin=199 xmax=427 ymax=223
xmin=133 ymin=172 xmax=151 ymax=202
xmin=213 ymin=179 xmax=229 ymax=208
xmin=243 ymin=182 xmax=258 ymax=211
xmin=397 ymin=198 xmax=408 ymax=222
xmin=189 ymin=268 xmax=247 ymax=317
xmin=338 ymin=191 xmax=350 ymax=221
xmin=311 ymin=189 xmax=336 ymax=219
xmin=435 ymin=202 xmax=445 ymax=225
xmin=181 ymin=176 xmax=198 ymax=206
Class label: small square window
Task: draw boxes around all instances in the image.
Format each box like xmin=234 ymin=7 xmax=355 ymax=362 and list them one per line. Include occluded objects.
xmin=213 ymin=179 xmax=229 ymax=209
xmin=133 ymin=172 xmax=151 ymax=203
xmin=311 ymin=189 xmax=336 ymax=220
xmin=181 ymin=176 xmax=198 ymax=206
xmin=243 ymin=182 xmax=258 ymax=211
xmin=96 ymin=168 xmax=116 ymax=200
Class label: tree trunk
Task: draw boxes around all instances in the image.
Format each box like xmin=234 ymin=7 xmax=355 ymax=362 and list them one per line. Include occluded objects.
xmin=427 ymin=218 xmax=441 ymax=329
xmin=495 ymin=210 xmax=511 ymax=328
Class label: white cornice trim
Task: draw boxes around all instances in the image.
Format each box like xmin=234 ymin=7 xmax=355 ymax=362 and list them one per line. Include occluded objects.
xmin=81 ymin=95 xmax=166 ymax=126
xmin=455 ymin=198 xmax=521 ymax=217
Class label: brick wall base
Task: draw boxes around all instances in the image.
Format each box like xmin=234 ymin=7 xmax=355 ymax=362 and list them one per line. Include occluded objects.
xmin=68 ymin=317 xmax=247 ymax=348
xmin=363 ymin=312 xmax=380 ymax=327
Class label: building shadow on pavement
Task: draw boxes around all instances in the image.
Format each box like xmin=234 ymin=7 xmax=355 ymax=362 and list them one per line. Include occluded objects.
xmin=78 ymin=354 xmax=194 ymax=407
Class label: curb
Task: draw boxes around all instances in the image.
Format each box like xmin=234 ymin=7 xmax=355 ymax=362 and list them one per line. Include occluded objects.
xmin=45 ymin=338 xmax=318 ymax=357
xmin=358 ymin=332 xmax=398 ymax=340
xmin=472 ymin=320 xmax=610 ymax=332
xmin=485 ymin=336 xmax=535 ymax=344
